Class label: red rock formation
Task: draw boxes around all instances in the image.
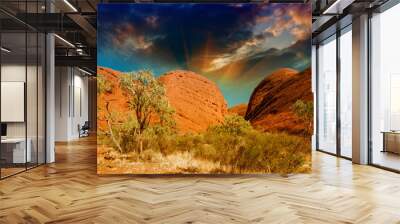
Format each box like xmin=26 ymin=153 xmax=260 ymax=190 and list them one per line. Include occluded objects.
xmin=159 ymin=70 xmax=228 ymax=133
xmin=228 ymin=104 xmax=248 ymax=117
xmin=245 ymin=68 xmax=312 ymax=135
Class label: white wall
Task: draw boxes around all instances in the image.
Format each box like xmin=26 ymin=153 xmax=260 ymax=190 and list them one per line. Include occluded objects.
xmin=55 ymin=67 xmax=89 ymax=141
xmin=1 ymin=63 xmax=46 ymax=164
xmin=1 ymin=64 xmax=42 ymax=137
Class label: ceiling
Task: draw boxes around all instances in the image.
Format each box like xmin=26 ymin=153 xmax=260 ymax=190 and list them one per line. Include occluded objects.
xmin=311 ymin=0 xmax=391 ymax=43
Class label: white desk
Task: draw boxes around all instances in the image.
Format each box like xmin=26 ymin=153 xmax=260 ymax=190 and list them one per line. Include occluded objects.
xmin=1 ymin=138 xmax=31 ymax=163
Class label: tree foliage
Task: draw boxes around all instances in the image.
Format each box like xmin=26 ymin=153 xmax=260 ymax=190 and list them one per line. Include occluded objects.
xmin=119 ymin=70 xmax=174 ymax=135
xmin=97 ymin=74 xmax=113 ymax=94
xmin=100 ymin=70 xmax=175 ymax=153
xmin=292 ymin=100 xmax=313 ymax=135
xmin=208 ymin=114 xmax=253 ymax=136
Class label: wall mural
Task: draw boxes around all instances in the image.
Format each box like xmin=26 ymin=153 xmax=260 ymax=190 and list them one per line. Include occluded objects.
xmin=97 ymin=3 xmax=312 ymax=174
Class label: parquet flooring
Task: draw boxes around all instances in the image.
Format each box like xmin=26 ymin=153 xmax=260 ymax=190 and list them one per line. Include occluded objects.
xmin=1 ymin=137 xmax=400 ymax=223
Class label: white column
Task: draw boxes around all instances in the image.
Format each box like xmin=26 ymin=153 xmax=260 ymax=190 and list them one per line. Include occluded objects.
xmin=352 ymin=14 xmax=369 ymax=164
xmin=46 ymin=32 xmax=55 ymax=163
xmin=312 ymin=45 xmax=317 ymax=151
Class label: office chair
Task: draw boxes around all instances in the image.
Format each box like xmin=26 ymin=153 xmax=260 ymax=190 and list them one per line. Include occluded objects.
xmin=79 ymin=121 xmax=90 ymax=138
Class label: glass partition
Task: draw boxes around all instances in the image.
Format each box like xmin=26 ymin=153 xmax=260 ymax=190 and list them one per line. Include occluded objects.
xmin=1 ymin=30 xmax=28 ymax=177
xmin=0 ymin=1 xmax=46 ymax=179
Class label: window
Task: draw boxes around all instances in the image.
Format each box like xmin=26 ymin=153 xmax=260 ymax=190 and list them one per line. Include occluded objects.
xmin=370 ymin=3 xmax=400 ymax=171
xmin=317 ymin=36 xmax=337 ymax=154
xmin=339 ymin=27 xmax=352 ymax=158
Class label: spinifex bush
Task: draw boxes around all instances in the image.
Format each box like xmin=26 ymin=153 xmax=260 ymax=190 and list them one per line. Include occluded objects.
xmin=207 ymin=114 xmax=253 ymax=136
xmin=233 ymin=131 xmax=309 ymax=173
xmin=194 ymin=115 xmax=309 ymax=173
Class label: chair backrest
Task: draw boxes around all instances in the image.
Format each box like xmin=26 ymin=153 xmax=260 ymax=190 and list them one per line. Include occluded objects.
xmin=82 ymin=121 xmax=90 ymax=129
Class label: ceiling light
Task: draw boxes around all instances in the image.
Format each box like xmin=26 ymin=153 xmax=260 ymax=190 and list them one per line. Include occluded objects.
xmin=1 ymin=47 xmax=11 ymax=53
xmin=54 ymin=34 xmax=75 ymax=48
xmin=322 ymin=0 xmax=342 ymax=14
xmin=78 ymin=67 xmax=93 ymax=76
xmin=63 ymin=0 xmax=78 ymax=12
xmin=322 ymin=0 xmax=355 ymax=15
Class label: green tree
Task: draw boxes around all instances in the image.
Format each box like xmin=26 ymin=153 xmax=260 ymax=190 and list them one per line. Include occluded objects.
xmin=292 ymin=100 xmax=313 ymax=135
xmin=119 ymin=70 xmax=175 ymax=153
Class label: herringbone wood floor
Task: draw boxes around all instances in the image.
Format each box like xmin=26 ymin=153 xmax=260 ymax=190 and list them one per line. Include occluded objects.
xmin=1 ymin=137 xmax=400 ymax=224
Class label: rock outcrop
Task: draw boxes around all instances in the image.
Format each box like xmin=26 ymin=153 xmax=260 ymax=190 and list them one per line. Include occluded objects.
xmin=245 ymin=68 xmax=312 ymax=135
xmin=97 ymin=67 xmax=129 ymax=131
xmin=228 ymin=104 xmax=248 ymax=117
xmin=159 ymin=70 xmax=228 ymax=133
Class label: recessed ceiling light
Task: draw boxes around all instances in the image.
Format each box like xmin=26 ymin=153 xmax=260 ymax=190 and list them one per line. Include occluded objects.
xmin=54 ymin=34 xmax=75 ymax=48
xmin=1 ymin=47 xmax=11 ymax=53
xmin=78 ymin=67 xmax=93 ymax=76
xmin=63 ymin=0 xmax=78 ymax=12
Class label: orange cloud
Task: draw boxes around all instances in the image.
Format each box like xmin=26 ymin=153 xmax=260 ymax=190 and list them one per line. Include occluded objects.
xmin=206 ymin=5 xmax=311 ymax=72
xmin=113 ymin=23 xmax=154 ymax=51
xmin=264 ymin=6 xmax=311 ymax=41
xmin=255 ymin=15 xmax=272 ymax=24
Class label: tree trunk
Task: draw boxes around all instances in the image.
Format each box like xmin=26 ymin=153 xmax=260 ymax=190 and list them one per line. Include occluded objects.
xmin=105 ymin=103 xmax=123 ymax=153
xmin=139 ymin=138 xmax=143 ymax=154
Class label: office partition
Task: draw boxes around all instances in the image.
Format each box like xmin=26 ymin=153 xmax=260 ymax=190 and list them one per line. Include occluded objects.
xmin=0 ymin=1 xmax=47 ymax=179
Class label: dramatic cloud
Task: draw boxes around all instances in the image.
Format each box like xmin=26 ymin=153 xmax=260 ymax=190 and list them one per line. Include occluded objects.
xmin=266 ymin=5 xmax=311 ymax=41
xmin=98 ymin=3 xmax=311 ymax=106
xmin=112 ymin=23 xmax=153 ymax=51
xmin=206 ymin=4 xmax=310 ymax=72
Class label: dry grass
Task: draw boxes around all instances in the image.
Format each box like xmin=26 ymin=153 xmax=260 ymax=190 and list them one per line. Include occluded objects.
xmin=97 ymin=132 xmax=311 ymax=175
xmin=98 ymin=146 xmax=224 ymax=174
xmin=97 ymin=114 xmax=311 ymax=174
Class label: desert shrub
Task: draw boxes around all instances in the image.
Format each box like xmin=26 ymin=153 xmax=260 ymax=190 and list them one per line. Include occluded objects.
xmin=118 ymin=114 xmax=140 ymax=153
xmin=97 ymin=74 xmax=113 ymax=94
xmin=99 ymin=111 xmax=140 ymax=154
xmin=193 ymin=144 xmax=217 ymax=161
xmin=144 ymin=125 xmax=177 ymax=155
xmin=292 ymin=100 xmax=313 ymax=120
xmin=230 ymin=131 xmax=309 ymax=173
xmin=193 ymin=126 xmax=309 ymax=173
xmin=174 ymin=134 xmax=203 ymax=152
xmin=200 ymin=115 xmax=254 ymax=169
xmin=208 ymin=114 xmax=253 ymax=136
xmin=292 ymin=100 xmax=313 ymax=136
